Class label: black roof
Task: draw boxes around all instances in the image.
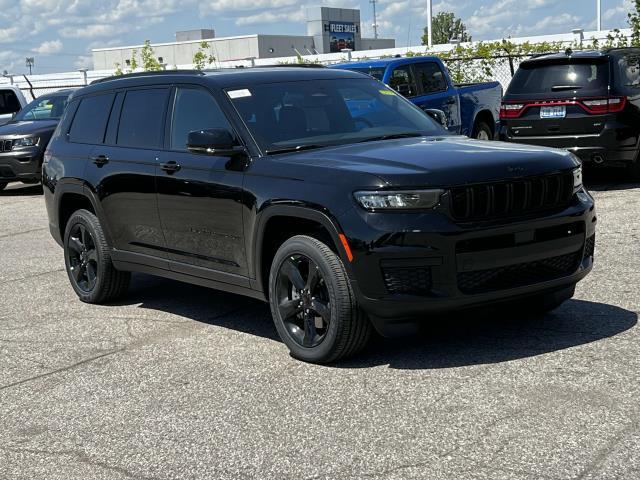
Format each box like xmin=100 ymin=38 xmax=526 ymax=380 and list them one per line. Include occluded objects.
xmin=80 ymin=67 xmax=364 ymax=97
xmin=522 ymin=47 xmax=640 ymax=66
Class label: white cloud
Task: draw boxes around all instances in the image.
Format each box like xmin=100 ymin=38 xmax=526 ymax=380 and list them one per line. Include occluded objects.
xmin=34 ymin=39 xmax=63 ymax=54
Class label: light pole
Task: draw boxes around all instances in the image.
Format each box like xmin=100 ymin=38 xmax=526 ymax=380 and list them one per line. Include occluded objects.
xmin=426 ymin=0 xmax=433 ymax=47
xmin=596 ymin=0 xmax=602 ymax=31
xmin=25 ymin=57 xmax=34 ymax=75
xmin=370 ymin=0 xmax=378 ymax=39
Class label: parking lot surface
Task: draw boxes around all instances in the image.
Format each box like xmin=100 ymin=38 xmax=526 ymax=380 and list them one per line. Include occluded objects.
xmin=1 ymin=175 xmax=639 ymax=480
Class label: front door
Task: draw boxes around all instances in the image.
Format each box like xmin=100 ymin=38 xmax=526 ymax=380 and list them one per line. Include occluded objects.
xmin=410 ymin=61 xmax=461 ymax=134
xmin=156 ymin=86 xmax=247 ymax=280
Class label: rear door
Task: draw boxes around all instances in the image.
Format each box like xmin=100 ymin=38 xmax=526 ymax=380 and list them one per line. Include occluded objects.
xmin=84 ymin=87 xmax=170 ymax=259
xmin=411 ymin=61 xmax=461 ymax=134
xmin=503 ymin=58 xmax=612 ymax=139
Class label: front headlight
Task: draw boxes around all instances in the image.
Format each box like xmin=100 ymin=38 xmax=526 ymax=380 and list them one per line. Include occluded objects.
xmin=573 ymin=165 xmax=583 ymax=190
xmin=354 ymin=189 xmax=444 ymax=211
xmin=12 ymin=137 xmax=39 ymax=148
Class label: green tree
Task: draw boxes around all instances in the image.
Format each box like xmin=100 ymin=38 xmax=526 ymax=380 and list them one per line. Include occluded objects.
xmin=422 ymin=12 xmax=471 ymax=45
xmin=629 ymin=0 xmax=640 ymax=47
xmin=192 ymin=41 xmax=215 ymax=70
xmin=140 ymin=40 xmax=162 ymax=71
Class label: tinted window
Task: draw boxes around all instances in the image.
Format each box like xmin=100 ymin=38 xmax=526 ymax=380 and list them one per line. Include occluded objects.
xmin=346 ymin=67 xmax=386 ymax=80
xmin=414 ymin=62 xmax=447 ymax=93
xmin=389 ymin=66 xmax=418 ymax=97
xmin=228 ymin=78 xmax=443 ymax=152
xmin=509 ymin=60 xmax=609 ymax=95
xmin=117 ymin=89 xmax=169 ymax=148
xmin=614 ymin=51 xmax=640 ymax=88
xmin=170 ymin=88 xmax=232 ymax=151
xmin=15 ymin=94 xmax=70 ymax=121
xmin=0 ymin=89 xmax=21 ymax=115
xmin=68 ymin=93 xmax=115 ymax=144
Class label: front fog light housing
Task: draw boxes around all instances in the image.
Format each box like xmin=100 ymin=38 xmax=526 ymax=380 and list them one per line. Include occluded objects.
xmin=573 ymin=165 xmax=583 ymax=190
xmin=354 ymin=189 xmax=444 ymax=211
xmin=12 ymin=136 xmax=39 ymax=148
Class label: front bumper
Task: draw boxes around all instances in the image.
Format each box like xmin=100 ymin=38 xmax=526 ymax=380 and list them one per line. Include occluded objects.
xmin=0 ymin=147 xmax=43 ymax=183
xmin=499 ymin=123 xmax=638 ymax=167
xmin=339 ymin=190 xmax=596 ymax=330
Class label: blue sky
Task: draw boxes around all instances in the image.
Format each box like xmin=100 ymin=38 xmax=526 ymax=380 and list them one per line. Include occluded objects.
xmin=0 ymin=0 xmax=634 ymax=74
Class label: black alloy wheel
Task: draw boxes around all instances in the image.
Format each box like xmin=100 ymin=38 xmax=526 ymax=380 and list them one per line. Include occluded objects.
xmin=275 ymin=253 xmax=331 ymax=348
xmin=67 ymin=223 xmax=99 ymax=292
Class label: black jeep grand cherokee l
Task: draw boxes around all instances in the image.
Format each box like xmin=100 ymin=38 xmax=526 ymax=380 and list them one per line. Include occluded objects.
xmin=43 ymin=68 xmax=595 ymax=363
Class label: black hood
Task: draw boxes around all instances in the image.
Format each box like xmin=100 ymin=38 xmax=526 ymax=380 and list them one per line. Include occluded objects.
xmin=270 ymin=136 xmax=579 ymax=188
xmin=0 ymin=120 xmax=59 ymax=138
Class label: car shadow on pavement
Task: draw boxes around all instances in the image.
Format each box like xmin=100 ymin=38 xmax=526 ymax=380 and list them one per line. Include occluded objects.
xmin=340 ymin=299 xmax=637 ymax=370
xmin=119 ymin=275 xmax=635 ymax=369
xmin=0 ymin=184 xmax=43 ymax=196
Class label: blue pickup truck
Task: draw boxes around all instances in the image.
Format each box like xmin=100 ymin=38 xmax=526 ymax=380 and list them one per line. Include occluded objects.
xmin=329 ymin=56 xmax=502 ymax=140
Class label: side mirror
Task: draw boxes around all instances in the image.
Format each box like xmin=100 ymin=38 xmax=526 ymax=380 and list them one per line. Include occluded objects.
xmin=186 ymin=128 xmax=244 ymax=156
xmin=423 ymin=108 xmax=448 ymax=129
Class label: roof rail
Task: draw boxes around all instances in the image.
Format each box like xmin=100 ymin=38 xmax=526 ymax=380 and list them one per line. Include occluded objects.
xmin=91 ymin=69 xmax=204 ymax=85
xmin=251 ymin=63 xmax=326 ymax=69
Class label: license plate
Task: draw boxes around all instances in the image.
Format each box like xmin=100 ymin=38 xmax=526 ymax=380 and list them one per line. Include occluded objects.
xmin=540 ymin=106 xmax=566 ymax=119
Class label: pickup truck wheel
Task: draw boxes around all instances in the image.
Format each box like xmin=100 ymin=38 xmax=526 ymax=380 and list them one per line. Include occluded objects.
xmin=473 ymin=121 xmax=492 ymax=141
xmin=269 ymin=235 xmax=371 ymax=364
xmin=63 ymin=209 xmax=130 ymax=304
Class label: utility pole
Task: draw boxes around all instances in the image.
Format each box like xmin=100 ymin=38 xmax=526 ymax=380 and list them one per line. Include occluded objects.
xmin=371 ymin=0 xmax=378 ymax=39
xmin=426 ymin=0 xmax=433 ymax=47
xmin=25 ymin=57 xmax=34 ymax=75
xmin=596 ymin=0 xmax=602 ymax=31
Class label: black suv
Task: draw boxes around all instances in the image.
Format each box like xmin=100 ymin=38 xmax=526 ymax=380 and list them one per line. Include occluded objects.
xmin=499 ymin=48 xmax=640 ymax=177
xmin=43 ymin=68 xmax=595 ymax=363
xmin=0 ymin=89 xmax=75 ymax=190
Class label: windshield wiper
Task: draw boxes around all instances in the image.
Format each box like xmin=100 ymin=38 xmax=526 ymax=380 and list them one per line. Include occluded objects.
xmin=551 ymin=85 xmax=583 ymax=91
xmin=265 ymin=144 xmax=326 ymax=155
xmin=356 ymin=132 xmax=424 ymax=144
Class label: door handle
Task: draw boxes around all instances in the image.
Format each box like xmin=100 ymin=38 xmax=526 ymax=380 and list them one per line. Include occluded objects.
xmin=89 ymin=154 xmax=109 ymax=166
xmin=160 ymin=161 xmax=181 ymax=174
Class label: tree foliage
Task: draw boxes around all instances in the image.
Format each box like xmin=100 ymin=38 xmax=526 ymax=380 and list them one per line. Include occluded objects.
xmin=193 ymin=41 xmax=215 ymax=70
xmin=422 ymin=12 xmax=471 ymax=45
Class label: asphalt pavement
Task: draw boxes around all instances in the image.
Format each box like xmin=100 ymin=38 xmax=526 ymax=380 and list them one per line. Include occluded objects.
xmin=0 ymin=173 xmax=639 ymax=479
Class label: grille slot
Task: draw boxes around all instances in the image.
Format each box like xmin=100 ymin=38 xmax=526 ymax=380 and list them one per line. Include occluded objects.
xmin=457 ymin=250 xmax=582 ymax=295
xmin=383 ymin=266 xmax=432 ymax=296
xmin=584 ymin=234 xmax=595 ymax=259
xmin=0 ymin=140 xmax=12 ymax=152
xmin=450 ymin=172 xmax=575 ymax=221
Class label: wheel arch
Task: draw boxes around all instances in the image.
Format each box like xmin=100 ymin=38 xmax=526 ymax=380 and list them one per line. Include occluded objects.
xmin=472 ymin=109 xmax=496 ymax=138
xmin=252 ymin=205 xmax=349 ymax=298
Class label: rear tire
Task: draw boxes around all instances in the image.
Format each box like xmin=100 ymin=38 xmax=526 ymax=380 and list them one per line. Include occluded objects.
xmin=63 ymin=209 xmax=130 ymax=304
xmin=473 ymin=121 xmax=492 ymax=141
xmin=269 ymin=235 xmax=371 ymax=364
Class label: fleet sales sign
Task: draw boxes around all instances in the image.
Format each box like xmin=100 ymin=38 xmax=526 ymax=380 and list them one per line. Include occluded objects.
xmin=328 ymin=22 xmax=356 ymax=52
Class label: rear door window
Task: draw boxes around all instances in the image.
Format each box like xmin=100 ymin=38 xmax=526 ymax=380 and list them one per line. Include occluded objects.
xmin=509 ymin=60 xmax=609 ymax=95
xmin=414 ymin=62 xmax=448 ymax=94
xmin=68 ymin=93 xmax=115 ymax=144
xmin=389 ymin=65 xmax=418 ymax=97
xmin=0 ymin=89 xmax=21 ymax=115
xmin=117 ymin=88 xmax=169 ymax=149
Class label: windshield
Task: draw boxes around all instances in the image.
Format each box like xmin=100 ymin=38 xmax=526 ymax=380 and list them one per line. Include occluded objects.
xmin=227 ymin=78 xmax=444 ymax=153
xmin=343 ymin=67 xmax=386 ymax=80
xmin=509 ymin=60 xmax=609 ymax=95
xmin=15 ymin=94 xmax=69 ymax=121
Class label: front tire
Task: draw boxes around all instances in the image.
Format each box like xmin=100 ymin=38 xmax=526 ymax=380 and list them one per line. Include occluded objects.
xmin=63 ymin=209 xmax=130 ymax=303
xmin=269 ymin=235 xmax=371 ymax=364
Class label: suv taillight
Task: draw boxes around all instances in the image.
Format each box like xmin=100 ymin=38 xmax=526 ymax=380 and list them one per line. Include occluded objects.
xmin=500 ymin=96 xmax=627 ymax=119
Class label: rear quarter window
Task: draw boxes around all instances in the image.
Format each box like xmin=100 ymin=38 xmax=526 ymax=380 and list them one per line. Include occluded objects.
xmin=614 ymin=51 xmax=640 ymax=89
xmin=68 ymin=93 xmax=115 ymax=144
xmin=508 ymin=60 xmax=609 ymax=95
